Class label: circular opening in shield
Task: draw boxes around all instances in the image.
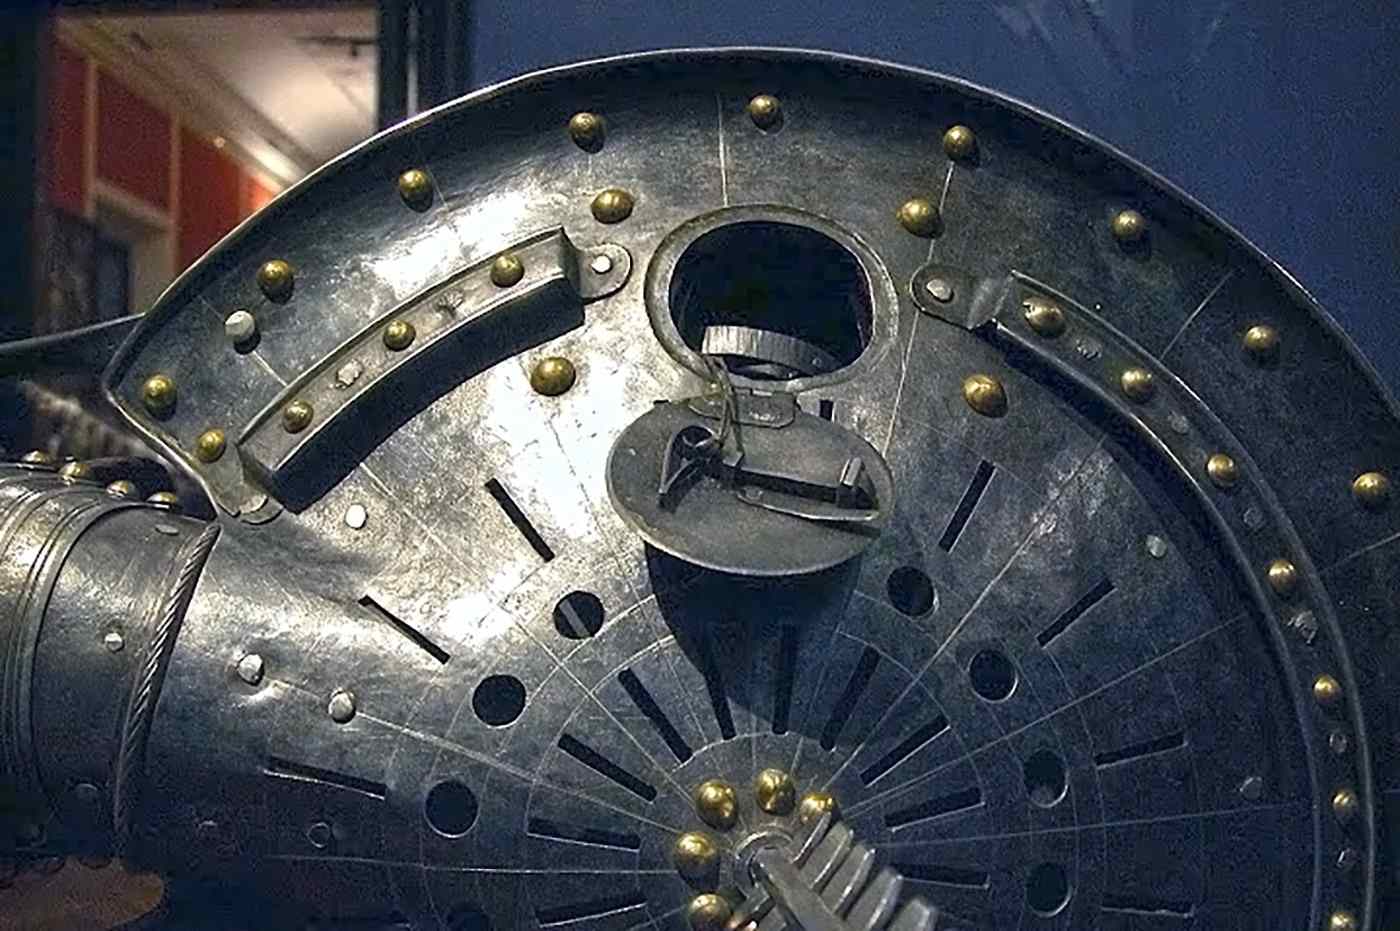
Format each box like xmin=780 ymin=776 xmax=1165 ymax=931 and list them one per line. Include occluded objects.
xmin=667 ymin=221 xmax=873 ymax=381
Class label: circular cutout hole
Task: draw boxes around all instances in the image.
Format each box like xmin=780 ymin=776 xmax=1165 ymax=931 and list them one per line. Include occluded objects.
xmin=1023 ymin=749 xmax=1067 ymax=808
xmin=424 ymin=780 xmax=478 ymax=836
xmin=668 ymin=221 xmax=872 ymax=380
xmin=969 ymin=649 xmax=1017 ymax=701
xmin=1026 ymin=862 xmax=1071 ymax=916
xmin=553 ymin=591 xmax=605 ymax=639
xmin=448 ymin=904 xmax=491 ymax=931
xmin=472 ymin=674 xmax=526 ymax=726
xmin=887 ymin=566 xmax=935 ymax=616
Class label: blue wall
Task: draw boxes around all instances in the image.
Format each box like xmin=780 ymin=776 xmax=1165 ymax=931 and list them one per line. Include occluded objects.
xmin=470 ymin=1 xmax=1400 ymax=395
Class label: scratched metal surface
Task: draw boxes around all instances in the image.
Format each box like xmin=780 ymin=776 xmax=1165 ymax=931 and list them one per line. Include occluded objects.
xmin=11 ymin=50 xmax=1395 ymax=931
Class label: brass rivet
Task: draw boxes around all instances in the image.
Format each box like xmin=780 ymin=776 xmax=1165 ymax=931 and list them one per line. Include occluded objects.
xmin=59 ymin=461 xmax=91 ymax=481
xmin=1266 ymin=559 xmax=1299 ymax=599
xmin=672 ymin=831 xmax=719 ymax=882
xmin=1313 ymin=673 xmax=1343 ymax=709
xmin=282 ymin=399 xmax=314 ymax=434
xmin=327 ymin=688 xmax=356 ymax=723
xmin=1119 ymin=368 xmax=1156 ymax=403
xmin=568 ymin=111 xmax=605 ymax=150
xmin=798 ymin=791 xmax=838 ymax=825
xmin=694 ymin=780 xmax=738 ymax=831
xmin=1022 ymin=296 xmax=1066 ymax=338
xmin=1352 ymin=471 xmax=1391 ymax=511
xmin=897 ymin=197 xmax=940 ymax=237
xmin=1242 ymin=324 xmax=1280 ymax=363
xmin=1111 ymin=209 xmax=1147 ymax=243
xmin=147 ymin=491 xmax=179 ymax=509
xmin=257 ymin=259 xmax=294 ymax=302
xmin=491 ymin=253 xmax=525 ymax=288
xmin=383 ymin=319 xmax=416 ymax=351
xmin=194 ymin=429 xmax=226 ymax=463
xmin=747 ymin=94 xmax=781 ymax=129
xmin=942 ymin=124 xmax=976 ymax=160
xmin=591 ymin=188 xmax=634 ymax=224
xmin=754 ymin=768 xmax=796 ymax=816
xmin=1205 ymin=453 xmax=1238 ymax=490
xmin=141 ymin=374 xmax=177 ymax=417
xmin=106 ymin=480 xmax=137 ymax=498
xmin=963 ymin=373 xmax=1008 ymax=418
xmin=397 ymin=168 xmax=432 ymax=206
xmin=1329 ymin=910 xmax=1357 ymax=931
xmin=19 ymin=449 xmax=55 ymax=466
xmin=687 ymin=893 xmax=732 ymax=931
xmin=1332 ymin=787 xmax=1358 ymax=824
xmin=530 ymin=357 xmax=577 ymax=397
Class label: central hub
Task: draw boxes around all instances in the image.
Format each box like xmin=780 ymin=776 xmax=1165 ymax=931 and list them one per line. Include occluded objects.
xmin=733 ymin=829 xmax=794 ymax=893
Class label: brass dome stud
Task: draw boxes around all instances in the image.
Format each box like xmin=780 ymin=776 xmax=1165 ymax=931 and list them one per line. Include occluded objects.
xmin=754 ymin=768 xmax=796 ymax=816
xmin=1352 ymin=471 xmax=1391 ymax=511
xmin=1205 ymin=453 xmax=1238 ymax=490
xmin=798 ymin=791 xmax=838 ymax=825
xmin=747 ymin=94 xmax=782 ymax=129
xmin=141 ymin=374 xmax=177 ymax=418
xmin=397 ymin=168 xmax=432 ymax=207
xmin=687 ymin=894 xmax=732 ymax=931
xmin=1329 ymin=910 xmax=1357 ymax=931
xmin=1111 ymin=209 xmax=1147 ymax=244
xmin=106 ymin=480 xmax=137 ymax=498
xmin=1022 ymin=296 xmax=1066 ymax=338
xmin=568 ymin=112 xmax=605 ymax=151
xmin=383 ymin=319 xmax=416 ymax=351
xmin=1119 ymin=368 xmax=1156 ymax=403
xmin=530 ymin=357 xmax=577 ymax=397
xmin=59 ymin=461 xmax=91 ymax=481
xmin=963 ymin=374 xmax=1008 ymax=418
xmin=672 ymin=832 xmax=719 ymax=883
xmin=19 ymin=450 xmax=55 ymax=467
xmin=490 ymin=253 xmax=525 ymax=288
xmin=1313 ymin=674 xmax=1343 ymax=709
xmin=591 ymin=188 xmax=634 ymax=224
xmin=1266 ymin=559 xmax=1298 ymax=599
xmin=1332 ymin=787 xmax=1358 ymax=824
xmin=257 ymin=259 xmax=294 ymax=302
xmin=1242 ymin=324 xmax=1280 ymax=363
xmin=194 ymin=429 xmax=227 ymax=463
xmin=694 ymin=780 xmax=738 ymax=831
xmin=282 ymin=399 xmax=314 ymax=434
xmin=897 ymin=197 xmax=939 ymax=237
xmin=942 ymin=124 xmax=976 ymax=160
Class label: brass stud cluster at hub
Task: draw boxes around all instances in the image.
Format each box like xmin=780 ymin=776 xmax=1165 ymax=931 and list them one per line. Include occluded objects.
xmin=1266 ymin=558 xmax=1298 ymax=599
xmin=942 ymin=124 xmax=976 ymax=160
xmin=1205 ymin=453 xmax=1238 ymax=490
xmin=568 ymin=111 xmax=605 ymax=151
xmin=1242 ymin=324 xmax=1280 ymax=363
xmin=530 ymin=357 xmax=576 ymax=397
xmin=1022 ymin=296 xmax=1066 ymax=338
xmin=687 ymin=893 xmax=731 ymax=931
xmin=1332 ymin=787 xmax=1358 ymax=824
xmin=754 ymin=768 xmax=796 ymax=815
xmin=1119 ymin=368 xmax=1155 ymax=403
xmin=672 ymin=831 xmax=719 ymax=882
xmin=142 ymin=374 xmax=177 ymax=418
xmin=397 ymin=168 xmax=432 ymax=207
xmin=257 ymin=259 xmax=294 ymax=302
xmin=491 ymin=253 xmax=525 ymax=287
xmin=1313 ymin=674 xmax=1343 ymax=709
xmin=1111 ymin=209 xmax=1147 ymax=244
xmin=897 ymin=197 xmax=939 ymax=237
xmin=1351 ymin=471 xmax=1390 ymax=511
xmin=59 ymin=461 xmax=91 ymax=481
xmin=798 ymin=790 xmax=838 ymax=825
xmin=383 ymin=319 xmax=416 ymax=351
xmin=591 ymin=188 xmax=634 ymax=224
xmin=747 ymin=94 xmax=781 ymax=129
xmin=195 ymin=429 xmax=227 ymax=463
xmin=694 ymin=779 xmax=738 ymax=831
xmin=963 ymin=374 xmax=1008 ymax=418
xmin=282 ymin=399 xmax=314 ymax=434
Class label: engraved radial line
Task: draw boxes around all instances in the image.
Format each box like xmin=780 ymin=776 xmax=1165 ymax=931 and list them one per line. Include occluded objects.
xmin=1163 ymin=268 xmax=1235 ymax=355
xmin=716 ymin=93 xmax=730 ymax=206
xmin=936 ymin=162 xmax=956 ymax=219
xmin=881 ymin=311 xmax=920 ymax=455
xmin=786 ymin=570 xmax=864 ymax=774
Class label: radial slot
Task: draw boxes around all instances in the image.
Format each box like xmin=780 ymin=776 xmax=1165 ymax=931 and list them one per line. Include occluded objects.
xmin=859 ymin=716 xmax=949 ymax=786
xmin=535 ymin=893 xmax=648 ymax=927
xmin=483 ymin=478 xmax=555 ymax=561
xmin=556 ymin=734 xmax=658 ymax=801
xmin=264 ymin=756 xmax=387 ymax=800
xmin=617 ymin=669 xmax=693 ymax=762
xmin=891 ymin=862 xmax=990 ymax=889
xmin=818 ymin=399 xmax=835 ymax=420
xmin=1093 ymin=730 xmax=1186 ymax=767
xmin=1102 ymin=892 xmax=1195 ymax=917
xmin=698 ymin=636 xmax=736 ymax=740
xmin=938 ymin=460 xmax=994 ymax=551
xmin=527 ymin=817 xmax=641 ymax=851
xmin=1037 ymin=577 xmax=1115 ymax=647
xmin=884 ymin=787 xmax=982 ymax=830
xmin=358 ymin=594 xmax=450 ymax=664
xmin=771 ymin=625 xmax=799 ymax=735
xmin=820 ymin=647 xmax=880 ymax=751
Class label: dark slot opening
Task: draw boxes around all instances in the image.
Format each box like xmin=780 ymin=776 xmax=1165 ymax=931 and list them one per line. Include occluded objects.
xmin=891 ymin=862 xmax=990 ymax=888
xmin=884 ymin=787 xmax=983 ymax=829
xmin=1101 ymin=892 xmax=1194 ymax=917
xmin=820 ymin=647 xmax=880 ymax=750
xmin=527 ymin=817 xmax=641 ymax=851
xmin=699 ymin=636 xmax=736 ymax=739
xmin=556 ymin=734 xmax=657 ymax=801
xmin=859 ymin=716 xmax=949 ymax=785
xmin=1037 ymin=578 xmax=1115 ymax=647
xmin=617 ymin=669 xmax=693 ymax=762
xmin=1093 ymin=730 xmax=1186 ymax=767
xmin=938 ymin=460 xmax=994 ymax=551
xmin=358 ymin=594 xmax=450 ymax=664
xmin=484 ymin=478 xmax=554 ymax=561
xmin=772 ymin=625 xmax=799 ymax=735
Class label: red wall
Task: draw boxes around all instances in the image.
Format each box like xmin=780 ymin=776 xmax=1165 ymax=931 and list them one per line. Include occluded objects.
xmin=47 ymin=40 xmax=87 ymax=216
xmin=178 ymin=128 xmax=243 ymax=269
xmin=96 ymin=69 xmax=171 ymax=210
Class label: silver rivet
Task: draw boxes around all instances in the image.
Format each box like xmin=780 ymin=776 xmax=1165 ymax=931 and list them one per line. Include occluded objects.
xmin=1243 ymin=506 xmax=1265 ymax=530
xmin=1337 ymin=847 xmax=1359 ymax=871
xmin=1074 ymin=338 xmax=1101 ymax=360
xmin=1167 ymin=412 xmax=1190 ymax=435
xmin=334 ymin=360 xmax=363 ymax=389
xmin=1329 ymin=730 xmax=1349 ymax=755
xmin=103 ymin=631 xmax=124 ymax=653
xmin=344 ymin=504 xmax=368 ymax=530
xmin=73 ymin=782 xmax=100 ymax=805
xmin=224 ymin=310 xmax=257 ymax=345
xmin=1144 ymin=535 xmax=1168 ymax=559
xmin=1238 ymin=775 xmax=1263 ymax=800
xmin=306 ymin=821 xmax=332 ymax=849
xmin=236 ymin=653 xmax=265 ymax=686
xmin=590 ymin=253 xmax=613 ymax=274
xmin=924 ymin=277 xmax=954 ymax=303
xmin=328 ymin=688 xmax=357 ymax=723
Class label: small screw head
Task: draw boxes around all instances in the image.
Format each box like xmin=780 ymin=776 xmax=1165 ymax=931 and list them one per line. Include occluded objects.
xmin=1329 ymin=730 xmax=1350 ymax=755
xmin=141 ymin=374 xmax=177 ymax=417
xmin=327 ymin=688 xmax=357 ymax=724
xmin=59 ymin=461 xmax=91 ymax=481
xmin=224 ymin=309 xmax=257 ymax=345
xmin=1352 ymin=471 xmax=1391 ymax=511
xmin=694 ymin=780 xmax=738 ymax=831
xmin=672 ymin=831 xmax=719 ymax=882
xmin=490 ymin=253 xmax=525 ymax=288
xmin=383 ymin=318 xmax=416 ymax=351
xmin=754 ymin=768 xmax=796 ymax=815
xmin=397 ymin=168 xmax=432 ymax=207
xmin=747 ymin=94 xmax=782 ymax=129
xmin=257 ymin=259 xmax=294 ymax=302
xmin=1237 ymin=775 xmax=1263 ymax=800
xmin=923 ymin=277 xmax=954 ymax=303
xmin=798 ymin=790 xmax=838 ymax=825
xmin=962 ymin=373 xmax=1008 ymax=418
xmin=568 ymin=111 xmax=605 ymax=151
xmin=1111 ymin=209 xmax=1147 ymax=243
xmin=1205 ymin=453 xmax=1239 ymax=490
xmin=344 ymin=504 xmax=368 ymax=530
xmin=106 ymin=480 xmax=137 ymax=498
xmin=589 ymin=253 xmax=614 ymax=275
xmin=103 ymin=630 xmax=125 ymax=653
xmin=282 ymin=399 xmax=314 ymax=434
xmin=1022 ymin=296 xmax=1066 ymax=338
xmin=942 ymin=124 xmax=976 ymax=160
xmin=897 ymin=197 xmax=940 ymax=237
xmin=1144 ymin=534 xmax=1168 ymax=559
xmin=687 ymin=894 xmax=732 ymax=931
xmin=1119 ymin=368 xmax=1156 ymax=403
xmin=1313 ymin=674 xmax=1343 ymax=709
xmin=194 ymin=429 xmax=227 ymax=463
xmin=591 ymin=188 xmax=634 ymax=224
xmin=237 ymin=653 xmax=265 ymax=685
xmin=1266 ymin=558 xmax=1299 ymax=598
xmin=530 ymin=357 xmax=577 ymax=397
xmin=1242 ymin=324 xmax=1280 ymax=363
